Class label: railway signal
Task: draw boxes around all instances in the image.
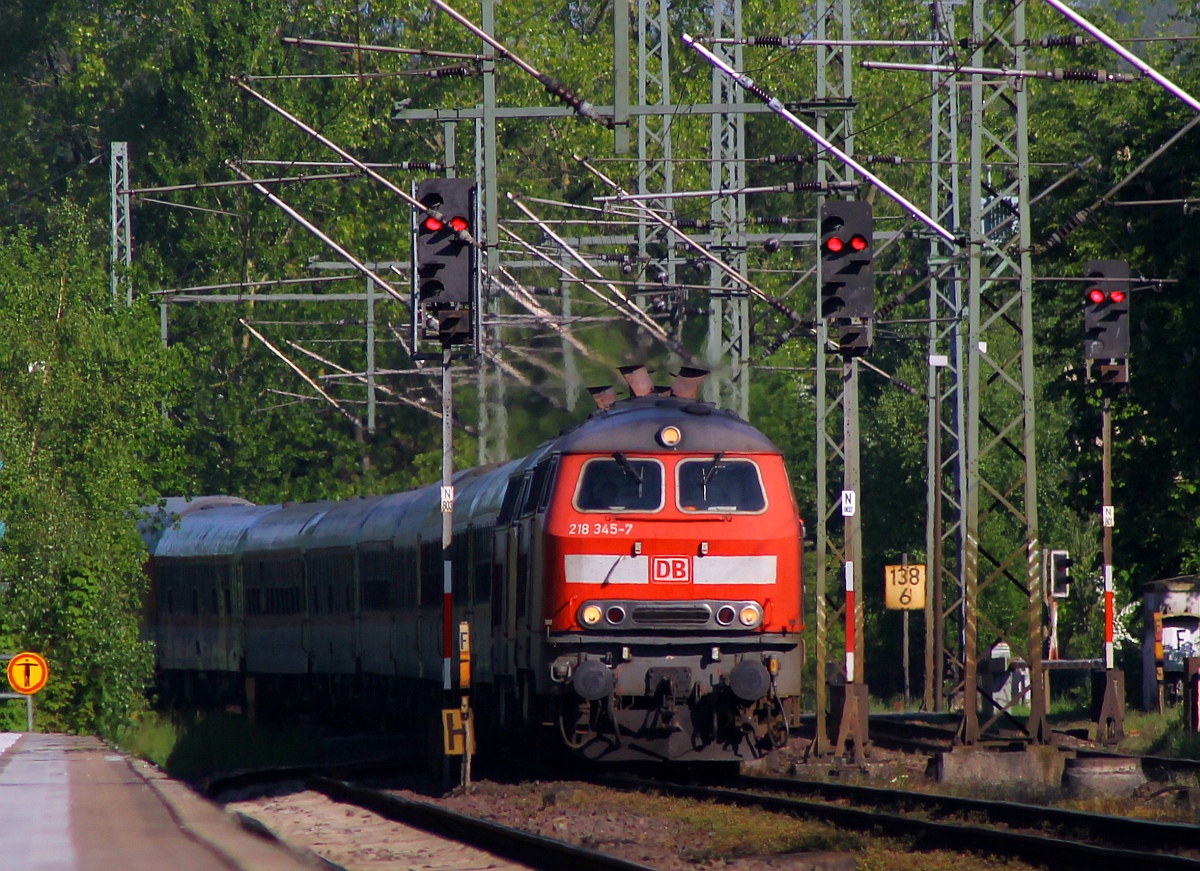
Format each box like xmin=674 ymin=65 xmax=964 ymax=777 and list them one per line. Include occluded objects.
xmin=1046 ymin=549 xmax=1071 ymax=598
xmin=415 ymin=178 xmax=477 ymax=345
xmin=820 ymin=200 xmax=873 ymax=356
xmin=1084 ymin=259 xmax=1130 ymax=362
xmin=819 ymin=200 xmax=874 ymax=321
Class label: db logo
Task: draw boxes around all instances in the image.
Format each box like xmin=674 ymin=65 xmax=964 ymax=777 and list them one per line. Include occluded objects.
xmin=651 ymin=556 xmax=691 ymax=584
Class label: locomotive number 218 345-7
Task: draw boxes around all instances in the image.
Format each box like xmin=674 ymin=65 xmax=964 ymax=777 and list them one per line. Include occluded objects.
xmin=568 ymin=522 xmax=634 ymax=535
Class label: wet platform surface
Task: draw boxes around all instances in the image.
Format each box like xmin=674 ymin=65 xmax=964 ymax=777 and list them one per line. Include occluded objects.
xmin=0 ymin=733 xmax=318 ymax=871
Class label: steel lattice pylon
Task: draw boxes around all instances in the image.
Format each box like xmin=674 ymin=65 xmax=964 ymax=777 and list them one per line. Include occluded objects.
xmin=925 ymin=0 xmax=968 ymax=714
xmin=961 ymin=0 xmax=1046 ymax=744
xmin=476 ymin=0 xmax=507 ymax=465
xmin=110 ymin=142 xmax=132 ymax=306
xmin=636 ymin=0 xmax=677 ymax=311
xmin=703 ymin=0 xmax=750 ymax=418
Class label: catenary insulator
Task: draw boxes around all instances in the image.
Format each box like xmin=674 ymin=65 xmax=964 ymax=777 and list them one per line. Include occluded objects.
xmin=1041 ymin=35 xmax=1088 ymax=48
xmin=537 ymin=74 xmax=614 ymax=128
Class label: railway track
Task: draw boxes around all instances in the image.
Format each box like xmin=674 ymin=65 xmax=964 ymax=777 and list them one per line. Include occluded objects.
xmin=603 ymin=772 xmax=1200 ymax=871
xmin=306 ymin=777 xmax=660 ymax=871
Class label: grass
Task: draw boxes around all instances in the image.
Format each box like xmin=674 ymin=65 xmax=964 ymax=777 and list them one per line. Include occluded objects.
xmin=558 ymin=786 xmax=1043 ymax=871
xmin=1044 ymin=693 xmax=1200 ymax=759
xmin=117 ymin=709 xmax=321 ymax=781
xmin=1122 ymin=707 xmax=1200 ymax=758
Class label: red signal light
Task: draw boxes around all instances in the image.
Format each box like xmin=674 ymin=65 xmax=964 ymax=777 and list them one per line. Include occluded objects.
xmin=449 ymin=216 xmax=469 ymax=232
xmin=824 ymin=236 xmax=845 ymax=254
xmin=849 ymin=234 xmax=868 ymax=252
xmin=1108 ymin=290 xmax=1126 ymax=303
xmin=423 ymin=215 xmax=443 ymax=232
xmin=1087 ymin=288 xmax=1106 ymax=304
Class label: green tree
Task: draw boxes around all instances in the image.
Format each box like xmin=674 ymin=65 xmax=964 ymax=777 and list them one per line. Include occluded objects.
xmin=0 ymin=204 xmax=183 ymax=735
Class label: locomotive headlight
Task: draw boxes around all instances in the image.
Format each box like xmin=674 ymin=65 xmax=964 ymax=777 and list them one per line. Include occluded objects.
xmin=739 ymin=604 xmax=762 ymax=627
xmin=581 ymin=605 xmax=603 ymax=626
xmin=657 ymin=425 xmax=682 ymax=448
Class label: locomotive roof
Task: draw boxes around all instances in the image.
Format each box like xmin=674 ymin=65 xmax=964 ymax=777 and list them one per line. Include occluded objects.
xmin=553 ymin=396 xmax=780 ymax=454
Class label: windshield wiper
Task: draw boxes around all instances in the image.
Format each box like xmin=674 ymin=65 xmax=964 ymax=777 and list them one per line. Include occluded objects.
xmin=612 ymin=451 xmax=644 ymax=495
xmin=700 ymin=451 xmax=724 ymax=501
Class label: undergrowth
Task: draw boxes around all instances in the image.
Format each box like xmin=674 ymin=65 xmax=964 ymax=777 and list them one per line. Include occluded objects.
xmin=116 ymin=710 xmax=320 ymax=780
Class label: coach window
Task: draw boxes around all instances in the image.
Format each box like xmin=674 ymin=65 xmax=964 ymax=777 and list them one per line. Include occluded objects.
xmin=497 ymin=474 xmax=524 ymax=526
xmin=472 ymin=524 xmax=493 ymax=605
xmin=574 ymin=456 xmax=664 ymax=513
xmin=359 ymin=549 xmax=393 ymax=611
xmin=521 ymin=459 xmax=555 ymax=518
xmin=398 ymin=545 xmax=419 ymax=610
xmin=535 ymin=457 xmax=560 ymax=513
xmin=676 ymin=457 xmax=767 ymax=513
xmin=419 ymin=540 xmax=442 ymax=608
xmin=452 ymin=532 xmax=470 ymax=605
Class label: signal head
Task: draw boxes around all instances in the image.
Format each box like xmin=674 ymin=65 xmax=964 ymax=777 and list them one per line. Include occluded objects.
xmin=1083 ymin=259 xmax=1131 ymax=363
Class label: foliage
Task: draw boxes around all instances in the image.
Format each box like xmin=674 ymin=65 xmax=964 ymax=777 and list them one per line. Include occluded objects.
xmin=0 ymin=204 xmax=183 ymax=735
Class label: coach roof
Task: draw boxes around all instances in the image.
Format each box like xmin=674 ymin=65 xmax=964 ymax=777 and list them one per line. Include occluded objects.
xmin=554 ymin=397 xmax=779 ymax=454
xmin=151 ymin=503 xmax=281 ymax=558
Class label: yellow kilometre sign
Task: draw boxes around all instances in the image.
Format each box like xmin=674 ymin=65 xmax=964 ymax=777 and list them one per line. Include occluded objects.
xmin=6 ymin=652 xmax=49 ymax=695
xmin=884 ymin=565 xmax=927 ymax=611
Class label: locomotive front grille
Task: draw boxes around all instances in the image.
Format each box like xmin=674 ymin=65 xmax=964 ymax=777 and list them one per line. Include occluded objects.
xmin=631 ymin=604 xmax=711 ymax=625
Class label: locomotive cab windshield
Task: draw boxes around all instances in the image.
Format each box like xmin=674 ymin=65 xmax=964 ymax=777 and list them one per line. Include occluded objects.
xmin=574 ymin=455 xmax=664 ymax=512
xmin=677 ymin=456 xmax=766 ymax=513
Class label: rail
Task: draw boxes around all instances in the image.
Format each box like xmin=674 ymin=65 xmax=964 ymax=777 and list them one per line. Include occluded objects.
xmin=310 ymin=777 xmax=660 ymax=871
xmin=602 ymin=774 xmax=1200 ymax=871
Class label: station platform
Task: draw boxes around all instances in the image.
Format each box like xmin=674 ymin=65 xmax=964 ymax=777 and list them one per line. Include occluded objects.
xmin=0 ymin=733 xmax=321 ymax=871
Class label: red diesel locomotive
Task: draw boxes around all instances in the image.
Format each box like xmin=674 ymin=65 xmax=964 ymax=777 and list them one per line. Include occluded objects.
xmin=145 ymin=366 xmax=804 ymax=762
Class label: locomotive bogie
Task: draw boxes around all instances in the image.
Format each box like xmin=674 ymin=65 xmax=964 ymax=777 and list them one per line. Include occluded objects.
xmin=545 ymin=643 xmax=802 ymax=760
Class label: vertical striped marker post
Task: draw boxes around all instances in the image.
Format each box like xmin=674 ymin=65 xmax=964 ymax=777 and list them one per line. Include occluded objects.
xmin=845 ymin=562 xmax=855 ymax=681
xmin=1104 ymin=564 xmax=1114 ymax=670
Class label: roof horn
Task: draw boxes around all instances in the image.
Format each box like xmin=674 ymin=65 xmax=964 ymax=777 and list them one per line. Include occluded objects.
xmin=588 ymin=385 xmax=618 ymax=411
xmin=670 ymin=367 xmax=708 ymax=400
xmin=618 ymin=364 xmax=655 ymax=397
